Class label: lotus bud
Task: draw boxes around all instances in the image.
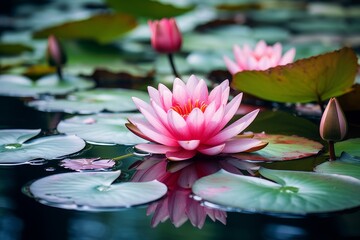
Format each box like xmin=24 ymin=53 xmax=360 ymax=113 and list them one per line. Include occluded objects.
xmin=320 ymin=98 xmax=347 ymax=142
xmin=319 ymin=97 xmax=348 ymax=161
xmin=148 ymin=18 xmax=182 ymax=78
xmin=148 ymin=18 xmax=182 ymax=54
xmin=47 ymin=35 xmax=67 ymax=80
xmin=47 ymin=35 xmax=67 ymax=67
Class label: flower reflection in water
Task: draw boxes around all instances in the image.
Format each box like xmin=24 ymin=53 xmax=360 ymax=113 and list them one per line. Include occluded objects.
xmin=130 ymin=154 xmax=258 ymax=228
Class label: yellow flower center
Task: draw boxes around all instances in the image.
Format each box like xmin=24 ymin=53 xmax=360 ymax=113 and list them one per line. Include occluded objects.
xmin=171 ymin=99 xmax=207 ymax=118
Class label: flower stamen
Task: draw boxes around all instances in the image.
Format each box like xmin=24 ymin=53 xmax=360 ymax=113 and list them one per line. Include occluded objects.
xmin=171 ymin=99 xmax=207 ymax=118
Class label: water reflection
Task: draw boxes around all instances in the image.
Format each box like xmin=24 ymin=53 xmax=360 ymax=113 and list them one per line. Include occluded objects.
xmin=0 ymin=211 xmax=23 ymax=240
xmin=131 ymin=154 xmax=258 ymax=228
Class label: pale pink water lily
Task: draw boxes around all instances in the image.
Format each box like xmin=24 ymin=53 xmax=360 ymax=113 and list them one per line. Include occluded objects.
xmin=224 ymin=40 xmax=296 ymax=74
xmin=60 ymin=158 xmax=115 ymax=171
xmin=127 ymin=75 xmax=266 ymax=161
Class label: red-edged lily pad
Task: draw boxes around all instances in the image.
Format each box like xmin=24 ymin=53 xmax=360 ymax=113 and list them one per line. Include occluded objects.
xmin=232 ymin=47 xmax=357 ymax=103
xmin=232 ymin=133 xmax=323 ymax=161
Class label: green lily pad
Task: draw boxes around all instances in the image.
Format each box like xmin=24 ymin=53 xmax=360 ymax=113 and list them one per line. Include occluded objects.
xmin=232 ymin=47 xmax=358 ymax=103
xmin=28 ymin=88 xmax=149 ymax=114
xmin=335 ymin=138 xmax=360 ymax=157
xmin=33 ymin=13 xmax=137 ymax=44
xmin=0 ymin=43 xmax=33 ymax=56
xmin=186 ymin=51 xmax=227 ymax=72
xmin=0 ymin=129 xmax=86 ymax=165
xmin=315 ymin=152 xmax=360 ymax=180
xmin=106 ymin=0 xmax=194 ymax=18
xmin=248 ymin=9 xmax=305 ymax=23
xmin=192 ymin=168 xmax=360 ymax=214
xmin=57 ymin=113 xmax=147 ymax=145
xmin=29 ymin=170 xmax=167 ymax=210
xmin=63 ymin=41 xmax=153 ymax=76
xmin=233 ymin=134 xmax=323 ymax=161
xmin=292 ymin=42 xmax=340 ymax=60
xmin=289 ymin=18 xmax=349 ymax=33
xmin=0 ymin=74 xmax=95 ymax=97
xmin=155 ymin=55 xmax=191 ymax=75
xmin=183 ymin=32 xmax=255 ymax=52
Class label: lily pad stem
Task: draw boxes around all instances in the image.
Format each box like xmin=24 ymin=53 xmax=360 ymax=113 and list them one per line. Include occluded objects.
xmin=113 ymin=153 xmax=134 ymax=161
xmin=168 ymin=53 xmax=180 ymax=78
xmin=328 ymin=140 xmax=336 ymax=161
xmin=317 ymin=95 xmax=325 ymax=114
xmin=56 ymin=66 xmax=63 ymax=81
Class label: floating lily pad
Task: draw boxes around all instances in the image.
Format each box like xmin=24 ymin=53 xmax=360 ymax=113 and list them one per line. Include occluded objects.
xmin=28 ymin=88 xmax=149 ymax=114
xmin=33 ymin=13 xmax=137 ymax=44
xmin=232 ymin=134 xmax=323 ymax=161
xmin=192 ymin=168 xmax=360 ymax=214
xmin=0 ymin=129 xmax=85 ymax=165
xmin=57 ymin=113 xmax=147 ymax=145
xmin=29 ymin=171 xmax=167 ymax=210
xmin=248 ymin=9 xmax=305 ymax=23
xmin=0 ymin=74 xmax=94 ymax=97
xmin=289 ymin=19 xmax=355 ymax=34
xmin=183 ymin=32 xmax=255 ymax=52
xmin=155 ymin=55 xmax=191 ymax=75
xmin=315 ymin=153 xmax=360 ymax=180
xmin=232 ymin=47 xmax=358 ymax=103
xmin=0 ymin=43 xmax=33 ymax=56
xmin=335 ymin=138 xmax=360 ymax=157
xmin=186 ymin=51 xmax=227 ymax=72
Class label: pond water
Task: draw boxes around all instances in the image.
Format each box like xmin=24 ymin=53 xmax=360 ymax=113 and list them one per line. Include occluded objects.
xmin=1 ymin=96 xmax=359 ymax=240
xmin=1 ymin=0 xmax=360 ymax=239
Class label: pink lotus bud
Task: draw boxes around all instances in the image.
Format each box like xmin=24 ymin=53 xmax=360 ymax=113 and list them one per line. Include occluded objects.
xmin=148 ymin=18 xmax=182 ymax=54
xmin=47 ymin=35 xmax=67 ymax=67
xmin=319 ymin=98 xmax=347 ymax=142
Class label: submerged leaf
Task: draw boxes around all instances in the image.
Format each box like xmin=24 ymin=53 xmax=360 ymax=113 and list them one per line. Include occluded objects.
xmin=33 ymin=13 xmax=137 ymax=43
xmin=192 ymin=168 xmax=360 ymax=214
xmin=57 ymin=113 xmax=147 ymax=145
xmin=232 ymin=47 xmax=357 ymax=103
xmin=29 ymin=171 xmax=167 ymax=209
xmin=315 ymin=152 xmax=360 ymax=180
xmin=0 ymin=129 xmax=86 ymax=164
xmin=232 ymin=133 xmax=323 ymax=161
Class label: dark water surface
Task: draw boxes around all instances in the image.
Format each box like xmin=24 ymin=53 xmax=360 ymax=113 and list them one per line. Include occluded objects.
xmin=1 ymin=96 xmax=360 ymax=240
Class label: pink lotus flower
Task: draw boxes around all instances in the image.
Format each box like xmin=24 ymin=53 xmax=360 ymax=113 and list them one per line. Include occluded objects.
xmin=224 ymin=40 xmax=296 ymax=74
xmin=148 ymin=18 xmax=182 ymax=54
xmin=126 ymin=75 xmax=266 ymax=161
